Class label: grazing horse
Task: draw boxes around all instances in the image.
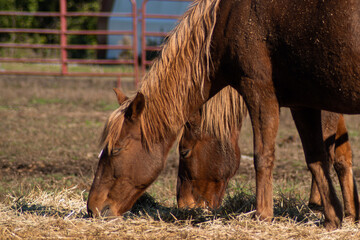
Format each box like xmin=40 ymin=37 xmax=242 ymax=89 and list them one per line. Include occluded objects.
xmin=109 ymin=86 xmax=244 ymax=210
xmin=87 ymin=0 xmax=360 ymax=229
xmin=176 ymin=87 xmax=359 ymax=221
xmin=176 ymin=86 xmax=245 ymax=209
xmin=99 ymin=87 xmax=358 ymax=216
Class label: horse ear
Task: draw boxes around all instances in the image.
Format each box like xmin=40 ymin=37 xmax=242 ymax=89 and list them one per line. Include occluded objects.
xmin=113 ymin=88 xmax=128 ymax=105
xmin=125 ymin=92 xmax=145 ymax=121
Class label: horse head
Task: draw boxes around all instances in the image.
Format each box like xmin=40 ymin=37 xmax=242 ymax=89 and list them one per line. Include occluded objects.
xmin=177 ymin=109 xmax=241 ymax=209
xmin=87 ymin=89 xmax=170 ymax=217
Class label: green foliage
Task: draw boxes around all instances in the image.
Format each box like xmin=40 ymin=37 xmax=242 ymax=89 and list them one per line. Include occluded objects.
xmin=29 ymin=97 xmax=64 ymax=105
xmin=0 ymin=0 xmax=100 ymax=59
xmin=66 ymin=0 xmax=100 ymax=59
xmin=146 ymin=37 xmax=164 ymax=62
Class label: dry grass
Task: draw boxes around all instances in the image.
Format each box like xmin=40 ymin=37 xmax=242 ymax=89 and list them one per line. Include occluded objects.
xmin=1 ymin=187 xmax=360 ymax=239
xmin=1 ymin=76 xmax=360 ymax=239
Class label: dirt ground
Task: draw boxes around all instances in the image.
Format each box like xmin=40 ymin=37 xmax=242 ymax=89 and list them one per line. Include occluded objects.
xmin=1 ymin=74 xmax=360 ymax=205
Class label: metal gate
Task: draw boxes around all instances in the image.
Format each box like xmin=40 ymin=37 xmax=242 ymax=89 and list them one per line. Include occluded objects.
xmin=140 ymin=0 xmax=191 ymax=76
xmin=0 ymin=0 xmax=191 ymax=87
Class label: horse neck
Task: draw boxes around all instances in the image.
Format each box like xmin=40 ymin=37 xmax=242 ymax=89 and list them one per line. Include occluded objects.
xmin=139 ymin=74 xmax=213 ymax=148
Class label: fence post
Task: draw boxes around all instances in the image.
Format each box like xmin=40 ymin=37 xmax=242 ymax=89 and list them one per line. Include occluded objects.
xmin=131 ymin=0 xmax=139 ymax=87
xmin=60 ymin=0 xmax=68 ymax=75
xmin=141 ymin=0 xmax=147 ymax=80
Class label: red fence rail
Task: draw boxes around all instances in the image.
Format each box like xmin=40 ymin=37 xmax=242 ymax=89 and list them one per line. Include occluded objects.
xmin=0 ymin=0 xmax=139 ymax=85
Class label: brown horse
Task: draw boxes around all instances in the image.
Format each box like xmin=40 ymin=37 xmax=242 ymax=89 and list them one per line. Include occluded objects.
xmin=176 ymin=86 xmax=245 ymax=209
xmin=87 ymin=0 xmax=360 ymax=229
xmin=176 ymin=87 xmax=359 ymax=221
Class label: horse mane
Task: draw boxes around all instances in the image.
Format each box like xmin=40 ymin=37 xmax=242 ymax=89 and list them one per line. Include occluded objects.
xmin=139 ymin=0 xmax=222 ymax=146
xmin=200 ymin=86 xmax=247 ymax=142
xmin=101 ymin=0 xmax=223 ymax=151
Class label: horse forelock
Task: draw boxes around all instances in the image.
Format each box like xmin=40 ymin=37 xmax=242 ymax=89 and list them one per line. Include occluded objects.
xmin=100 ymin=99 xmax=132 ymax=153
xmin=200 ymin=86 xmax=247 ymax=143
xmin=137 ymin=0 xmax=221 ymax=146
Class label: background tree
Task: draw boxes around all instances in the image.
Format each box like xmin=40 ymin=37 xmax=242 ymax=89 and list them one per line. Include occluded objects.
xmin=0 ymin=0 xmax=100 ymax=59
xmin=97 ymin=0 xmax=114 ymax=59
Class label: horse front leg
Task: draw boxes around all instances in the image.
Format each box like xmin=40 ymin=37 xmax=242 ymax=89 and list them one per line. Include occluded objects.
xmin=291 ymin=108 xmax=343 ymax=229
xmin=242 ymin=89 xmax=280 ymax=221
xmin=309 ymin=177 xmax=323 ymax=210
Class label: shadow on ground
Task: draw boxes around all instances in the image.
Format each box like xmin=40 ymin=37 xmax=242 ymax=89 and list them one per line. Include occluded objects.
xmin=126 ymin=192 xmax=322 ymax=226
xmin=9 ymin=190 xmax=322 ymax=227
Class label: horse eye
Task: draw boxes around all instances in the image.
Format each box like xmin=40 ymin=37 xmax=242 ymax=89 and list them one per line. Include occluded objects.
xmin=180 ymin=149 xmax=191 ymax=159
xmin=111 ymin=148 xmax=122 ymax=155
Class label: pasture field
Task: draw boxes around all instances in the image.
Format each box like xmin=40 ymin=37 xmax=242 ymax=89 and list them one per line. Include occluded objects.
xmin=1 ymin=76 xmax=360 ymax=239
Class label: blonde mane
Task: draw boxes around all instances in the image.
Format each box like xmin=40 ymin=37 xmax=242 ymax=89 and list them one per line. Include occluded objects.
xmin=139 ymin=0 xmax=221 ymax=146
xmin=200 ymin=86 xmax=247 ymax=142
xmin=101 ymin=0 xmax=226 ymax=151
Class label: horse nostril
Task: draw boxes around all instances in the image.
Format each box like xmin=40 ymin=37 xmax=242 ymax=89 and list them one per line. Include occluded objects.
xmin=101 ymin=205 xmax=111 ymax=217
xmin=87 ymin=208 xmax=94 ymax=218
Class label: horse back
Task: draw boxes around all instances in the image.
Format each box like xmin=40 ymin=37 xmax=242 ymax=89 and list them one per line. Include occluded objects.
xmin=214 ymin=0 xmax=360 ymax=113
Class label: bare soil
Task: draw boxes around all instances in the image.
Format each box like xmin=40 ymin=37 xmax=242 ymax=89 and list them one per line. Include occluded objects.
xmin=1 ymin=75 xmax=360 ymax=197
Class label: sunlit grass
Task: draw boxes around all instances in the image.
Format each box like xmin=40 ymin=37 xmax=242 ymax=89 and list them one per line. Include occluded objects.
xmin=2 ymin=185 xmax=360 ymax=239
xmin=0 ymin=62 xmax=134 ymax=74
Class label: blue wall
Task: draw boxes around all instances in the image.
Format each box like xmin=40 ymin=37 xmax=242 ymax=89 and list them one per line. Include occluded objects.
xmin=107 ymin=0 xmax=190 ymax=59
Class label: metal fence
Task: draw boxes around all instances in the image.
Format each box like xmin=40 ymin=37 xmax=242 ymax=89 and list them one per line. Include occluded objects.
xmin=0 ymin=0 xmax=191 ymax=87
xmin=0 ymin=0 xmax=139 ymax=86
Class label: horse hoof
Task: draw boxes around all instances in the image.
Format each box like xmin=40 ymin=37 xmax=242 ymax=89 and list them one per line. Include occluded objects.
xmin=254 ymin=211 xmax=273 ymax=222
xmin=324 ymin=218 xmax=342 ymax=231
xmin=343 ymin=213 xmax=357 ymax=223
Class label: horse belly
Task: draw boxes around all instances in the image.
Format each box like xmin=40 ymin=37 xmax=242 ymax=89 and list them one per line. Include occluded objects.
xmin=274 ymin=65 xmax=360 ymax=114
